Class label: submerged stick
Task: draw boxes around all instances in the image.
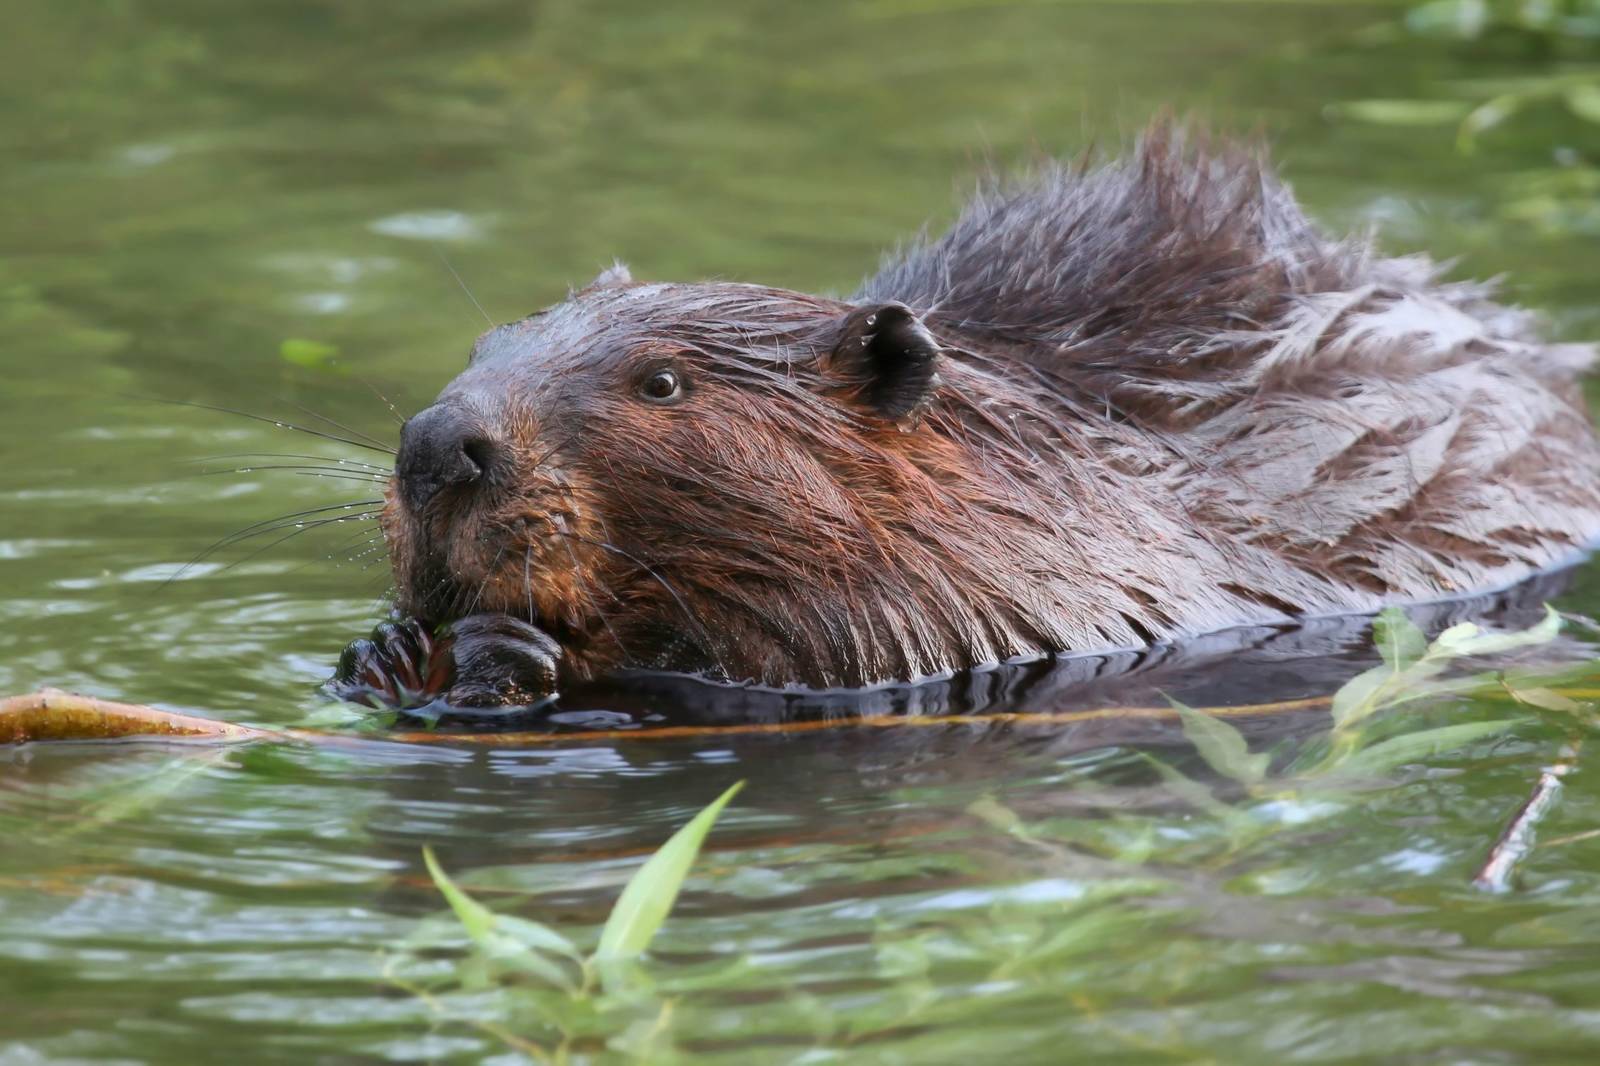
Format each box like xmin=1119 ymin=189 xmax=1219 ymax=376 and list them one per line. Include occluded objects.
xmin=5 ymin=685 xmax=1579 ymax=751
xmin=1472 ymin=737 xmax=1583 ymax=893
xmin=0 ymin=686 xmax=1328 ymax=747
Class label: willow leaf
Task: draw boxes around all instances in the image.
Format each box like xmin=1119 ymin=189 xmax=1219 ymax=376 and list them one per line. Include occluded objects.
xmin=1173 ymin=700 xmax=1269 ymax=785
xmin=596 ymin=780 xmax=744 ymax=961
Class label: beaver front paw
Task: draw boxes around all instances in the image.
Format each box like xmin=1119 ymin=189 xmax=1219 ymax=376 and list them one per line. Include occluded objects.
xmin=329 ymin=617 xmax=447 ymax=708
xmin=436 ymin=613 xmax=563 ymax=707
xmin=328 ymin=614 xmax=562 ymax=710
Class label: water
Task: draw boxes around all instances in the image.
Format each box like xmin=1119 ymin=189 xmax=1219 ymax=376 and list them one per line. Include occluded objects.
xmin=5 ymin=1 xmax=1600 ymax=1061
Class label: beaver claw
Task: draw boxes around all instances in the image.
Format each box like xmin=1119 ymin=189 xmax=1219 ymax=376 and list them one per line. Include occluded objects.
xmin=328 ymin=614 xmax=561 ymax=710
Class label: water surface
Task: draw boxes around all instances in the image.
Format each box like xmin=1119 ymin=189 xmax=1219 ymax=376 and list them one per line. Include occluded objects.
xmin=5 ymin=1 xmax=1600 ymax=1061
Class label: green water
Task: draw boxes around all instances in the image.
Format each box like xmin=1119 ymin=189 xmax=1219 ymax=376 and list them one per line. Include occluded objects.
xmin=6 ymin=1 xmax=1600 ymax=1061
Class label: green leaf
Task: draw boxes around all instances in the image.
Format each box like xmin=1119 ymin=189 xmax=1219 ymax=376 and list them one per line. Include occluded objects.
xmin=456 ymin=952 xmax=494 ymax=991
xmin=56 ymin=755 xmax=224 ymax=842
xmin=296 ymin=703 xmax=397 ymax=731
xmin=1405 ymin=0 xmax=1489 ymax=38
xmin=874 ymin=933 xmax=932 ymax=981
xmin=1458 ymin=95 xmax=1520 ymax=152
xmin=966 ymin=794 xmax=1030 ymax=838
xmin=1329 ymin=663 xmax=1393 ymax=730
xmin=1503 ymin=684 xmax=1582 ymax=712
xmin=481 ymin=931 xmax=577 ymax=989
xmin=495 ymin=913 xmax=582 ymax=962
xmin=1172 ymin=699 xmax=1270 ymax=785
xmin=390 ymin=912 xmax=471 ymax=954
xmin=1434 ymin=620 xmax=1480 ymax=647
xmin=596 ymin=780 xmax=744 ymax=961
xmin=1110 ymin=822 xmax=1159 ymax=865
xmin=421 ymin=848 xmax=579 ymax=992
xmin=1332 ymin=99 xmax=1472 ymax=126
xmin=1019 ymin=904 xmax=1158 ymax=969
xmin=1431 ymin=605 xmax=1562 ymax=657
xmin=1374 ymin=608 xmax=1426 ymax=671
xmin=1322 ymin=718 xmax=1522 ymax=779
xmin=422 ymin=846 xmax=496 ymax=945
xmin=279 ymin=337 xmax=340 ymax=369
xmin=1566 ymin=84 xmax=1600 ymax=124
xmin=1140 ymin=754 xmax=1255 ymax=833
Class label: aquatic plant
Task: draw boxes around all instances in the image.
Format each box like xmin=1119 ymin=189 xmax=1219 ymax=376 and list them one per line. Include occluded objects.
xmin=1326 ymin=0 xmax=1600 ymax=233
xmin=1411 ymin=1 xmax=1600 ymax=154
xmin=1175 ymin=605 xmax=1568 ymax=786
xmin=383 ymin=608 xmax=1595 ymax=1060
xmin=384 ymin=782 xmax=744 ymax=1062
xmin=1406 ymin=0 xmax=1600 ymax=42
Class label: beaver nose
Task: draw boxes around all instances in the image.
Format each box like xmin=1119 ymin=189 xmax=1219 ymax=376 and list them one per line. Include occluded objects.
xmin=396 ymin=403 xmax=495 ymax=513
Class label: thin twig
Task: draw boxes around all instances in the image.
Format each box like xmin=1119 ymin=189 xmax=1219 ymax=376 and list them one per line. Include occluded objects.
xmin=1472 ymin=736 xmax=1584 ymax=893
xmin=1540 ymin=827 xmax=1600 ymax=850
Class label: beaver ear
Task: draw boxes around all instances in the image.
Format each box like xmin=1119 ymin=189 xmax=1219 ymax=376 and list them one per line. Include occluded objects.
xmin=586 ymin=261 xmax=633 ymax=288
xmin=827 ymin=302 xmax=942 ymax=421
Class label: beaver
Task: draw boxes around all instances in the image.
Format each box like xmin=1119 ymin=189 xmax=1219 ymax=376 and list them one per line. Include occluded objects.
xmin=334 ymin=127 xmax=1600 ymax=709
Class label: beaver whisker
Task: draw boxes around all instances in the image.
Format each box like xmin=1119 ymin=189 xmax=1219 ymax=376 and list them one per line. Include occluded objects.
xmin=414 ymin=571 xmax=456 ymax=617
xmin=527 ymin=431 xmax=583 ymax=472
xmin=213 ymin=511 xmax=385 ymax=578
xmin=524 ymin=544 xmax=535 ymax=634
xmin=463 ymin=545 xmax=510 ymax=618
xmin=168 ymin=499 xmax=386 ymax=585
xmin=546 ymin=528 xmax=725 ymax=677
xmin=282 ymin=399 xmax=397 ymax=454
xmin=184 ymin=452 xmax=392 ymax=474
xmin=253 ymin=526 xmax=393 ymax=582
xmin=205 ymin=499 xmax=386 ymax=552
xmin=289 ymin=470 xmax=394 ymax=486
xmin=552 ymin=526 xmax=634 ymax=663
xmin=329 ymin=526 xmax=388 ymax=565
xmin=154 ymin=397 xmax=396 ymax=456
xmin=349 ymin=374 xmax=408 ymax=427
xmin=339 ymin=541 xmax=388 ymax=568
xmin=184 ymin=465 xmax=389 ymax=486
xmin=437 ymin=247 xmax=495 ymax=328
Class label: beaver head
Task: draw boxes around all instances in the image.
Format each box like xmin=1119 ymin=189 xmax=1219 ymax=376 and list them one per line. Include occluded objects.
xmin=383 ymin=265 xmax=972 ymax=688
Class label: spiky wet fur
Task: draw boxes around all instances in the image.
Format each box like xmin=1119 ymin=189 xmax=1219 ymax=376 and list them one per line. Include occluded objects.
xmin=385 ymin=126 xmax=1600 ymax=688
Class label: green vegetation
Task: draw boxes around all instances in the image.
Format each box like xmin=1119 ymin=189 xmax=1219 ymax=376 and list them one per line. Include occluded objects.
xmin=385 ymin=782 xmax=744 ymax=1062
xmin=1406 ymin=0 xmax=1600 ymax=42
xmin=278 ymin=337 xmax=341 ymax=371
xmin=1332 ymin=0 xmax=1600 ymax=232
xmin=1177 ymin=605 xmax=1572 ymax=788
xmin=380 ymin=610 xmax=1595 ymax=1061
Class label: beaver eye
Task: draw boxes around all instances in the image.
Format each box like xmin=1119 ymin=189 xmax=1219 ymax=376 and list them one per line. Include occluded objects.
xmin=638 ymin=368 xmax=684 ymax=403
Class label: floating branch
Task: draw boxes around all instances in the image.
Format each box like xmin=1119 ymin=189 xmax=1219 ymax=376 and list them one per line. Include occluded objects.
xmin=0 ymin=688 xmax=281 ymax=745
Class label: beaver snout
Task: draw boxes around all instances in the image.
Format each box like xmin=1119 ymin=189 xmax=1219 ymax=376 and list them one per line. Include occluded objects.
xmin=395 ymin=403 xmax=498 ymax=513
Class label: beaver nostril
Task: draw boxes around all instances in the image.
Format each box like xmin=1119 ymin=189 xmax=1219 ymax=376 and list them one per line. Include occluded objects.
xmin=396 ymin=402 xmax=497 ymax=514
xmin=460 ymin=436 xmax=494 ymax=479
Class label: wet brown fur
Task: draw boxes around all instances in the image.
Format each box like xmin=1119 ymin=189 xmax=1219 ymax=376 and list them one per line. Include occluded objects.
xmin=384 ymin=126 xmax=1600 ymax=689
